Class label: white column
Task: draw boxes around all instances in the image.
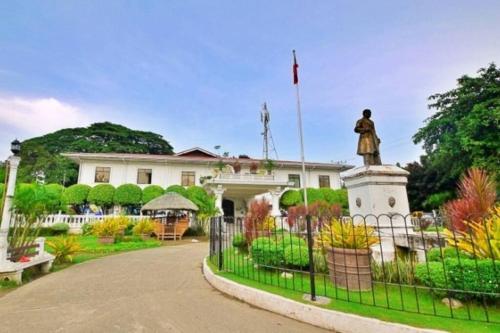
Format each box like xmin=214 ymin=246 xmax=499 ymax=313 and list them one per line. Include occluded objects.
xmin=213 ymin=185 xmax=225 ymax=216
xmin=0 ymin=156 xmax=20 ymax=268
xmin=270 ymin=187 xmax=283 ymax=217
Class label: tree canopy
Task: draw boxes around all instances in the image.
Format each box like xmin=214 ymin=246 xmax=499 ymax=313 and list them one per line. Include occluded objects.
xmin=87 ymin=184 xmax=116 ymax=208
xmin=408 ymin=63 xmax=500 ymax=210
xmin=18 ymin=122 xmax=174 ymax=186
xmin=114 ymin=184 xmax=142 ymax=206
xmin=142 ymin=185 xmax=165 ymax=203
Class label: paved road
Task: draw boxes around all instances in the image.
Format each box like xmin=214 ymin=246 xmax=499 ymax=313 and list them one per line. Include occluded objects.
xmin=0 ymin=243 xmax=329 ymax=332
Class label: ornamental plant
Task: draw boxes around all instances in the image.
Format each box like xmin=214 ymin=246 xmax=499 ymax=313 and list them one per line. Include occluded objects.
xmin=114 ymin=184 xmax=142 ymax=206
xmin=444 ymin=168 xmax=496 ymax=231
xmin=62 ymin=184 xmax=91 ymax=206
xmin=317 ymin=218 xmax=379 ymax=249
xmin=165 ymin=184 xmax=188 ymax=198
xmin=92 ymin=217 xmax=126 ymax=237
xmin=132 ymin=218 xmax=155 ymax=236
xmin=142 ymin=185 xmax=164 ymax=203
xmin=87 ymin=184 xmax=115 ymax=208
xmin=444 ymin=206 xmax=500 ymax=260
xmin=244 ymin=199 xmax=271 ymax=242
xmin=46 ymin=236 xmax=81 ymax=264
xmin=280 ymin=190 xmax=303 ymax=208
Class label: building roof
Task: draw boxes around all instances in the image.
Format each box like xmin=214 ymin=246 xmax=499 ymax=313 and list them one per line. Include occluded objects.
xmin=174 ymin=147 xmax=219 ymax=158
xmin=62 ymin=150 xmax=353 ymax=171
xmin=141 ymin=192 xmax=199 ymax=212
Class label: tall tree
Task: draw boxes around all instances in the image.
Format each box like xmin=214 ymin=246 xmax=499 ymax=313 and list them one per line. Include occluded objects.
xmin=18 ymin=122 xmax=174 ymax=185
xmin=409 ymin=63 xmax=500 ymax=209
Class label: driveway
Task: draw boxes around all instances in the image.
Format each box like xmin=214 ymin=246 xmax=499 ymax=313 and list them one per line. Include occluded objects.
xmin=0 ymin=243 xmax=329 ymax=332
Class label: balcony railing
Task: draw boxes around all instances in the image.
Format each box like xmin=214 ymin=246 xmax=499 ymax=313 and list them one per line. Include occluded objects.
xmin=215 ymin=173 xmax=275 ymax=181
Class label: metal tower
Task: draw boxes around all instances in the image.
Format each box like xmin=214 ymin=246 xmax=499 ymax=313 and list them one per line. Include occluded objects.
xmin=261 ymin=102 xmax=278 ymax=160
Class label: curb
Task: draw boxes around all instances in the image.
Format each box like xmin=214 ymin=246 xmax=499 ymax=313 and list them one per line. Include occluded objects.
xmin=203 ymin=258 xmax=447 ymax=333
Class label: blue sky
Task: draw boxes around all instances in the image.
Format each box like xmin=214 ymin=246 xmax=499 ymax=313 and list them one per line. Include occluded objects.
xmin=0 ymin=1 xmax=499 ymax=166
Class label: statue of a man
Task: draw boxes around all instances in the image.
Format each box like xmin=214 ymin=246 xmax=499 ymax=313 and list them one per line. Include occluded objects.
xmin=354 ymin=109 xmax=382 ymax=166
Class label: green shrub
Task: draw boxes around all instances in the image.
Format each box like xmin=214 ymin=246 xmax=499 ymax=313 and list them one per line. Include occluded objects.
xmin=88 ymin=184 xmax=115 ymax=207
xmin=277 ymin=234 xmax=306 ymax=249
xmin=142 ymin=185 xmax=164 ymax=203
xmin=283 ymin=245 xmax=309 ymax=268
xmin=165 ymin=185 xmax=188 ymax=198
xmin=320 ymin=188 xmax=349 ymax=213
xmin=0 ymin=183 xmax=4 ymax=200
xmin=62 ymin=184 xmax=91 ymax=206
xmin=81 ymin=223 xmax=93 ymax=236
xmin=114 ymin=184 xmax=142 ymax=206
xmin=280 ymin=190 xmax=303 ymax=208
xmin=232 ymin=233 xmax=248 ymax=252
xmin=415 ymin=259 xmax=500 ymax=300
xmin=300 ymin=188 xmax=324 ymax=204
xmin=372 ymin=258 xmax=416 ymax=285
xmin=251 ymin=237 xmax=283 ymax=267
xmin=50 ymin=223 xmax=70 ymax=235
xmin=426 ymin=247 xmax=471 ymax=262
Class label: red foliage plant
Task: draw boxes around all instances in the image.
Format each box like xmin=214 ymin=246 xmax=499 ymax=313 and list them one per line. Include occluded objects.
xmin=244 ymin=198 xmax=271 ymax=242
xmin=287 ymin=200 xmax=341 ymax=230
xmin=444 ymin=168 xmax=496 ymax=231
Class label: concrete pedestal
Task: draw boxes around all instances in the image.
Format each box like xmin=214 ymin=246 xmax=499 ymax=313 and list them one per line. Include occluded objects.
xmin=341 ymin=165 xmax=412 ymax=261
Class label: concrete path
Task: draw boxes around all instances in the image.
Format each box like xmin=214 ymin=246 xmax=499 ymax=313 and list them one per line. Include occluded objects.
xmin=0 ymin=243 xmax=329 ymax=332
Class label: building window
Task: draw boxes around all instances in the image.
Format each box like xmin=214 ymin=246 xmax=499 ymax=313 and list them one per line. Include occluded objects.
xmin=181 ymin=171 xmax=195 ymax=186
xmin=288 ymin=174 xmax=301 ymax=188
xmin=95 ymin=167 xmax=110 ymax=183
xmin=137 ymin=169 xmax=152 ymax=184
xmin=319 ymin=175 xmax=330 ymax=188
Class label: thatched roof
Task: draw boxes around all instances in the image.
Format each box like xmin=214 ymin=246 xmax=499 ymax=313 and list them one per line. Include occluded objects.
xmin=141 ymin=192 xmax=198 ymax=212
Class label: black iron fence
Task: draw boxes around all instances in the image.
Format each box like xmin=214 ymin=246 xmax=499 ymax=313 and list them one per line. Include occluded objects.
xmin=209 ymin=214 xmax=499 ymax=323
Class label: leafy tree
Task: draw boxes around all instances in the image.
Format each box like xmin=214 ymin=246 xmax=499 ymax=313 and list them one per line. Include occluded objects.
xmin=18 ymin=122 xmax=174 ymax=185
xmin=411 ymin=63 xmax=500 ymax=206
xmin=88 ymin=184 xmax=116 ymax=208
xmin=142 ymin=185 xmax=164 ymax=203
xmin=44 ymin=183 xmax=65 ymax=212
xmin=114 ymin=184 xmax=142 ymax=206
xmin=14 ymin=183 xmax=61 ymax=218
xmin=166 ymin=184 xmax=188 ymax=198
xmin=62 ymin=184 xmax=91 ymax=209
xmin=280 ymin=190 xmax=303 ymax=208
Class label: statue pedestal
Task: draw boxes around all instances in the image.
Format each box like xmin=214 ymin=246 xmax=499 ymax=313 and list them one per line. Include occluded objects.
xmin=341 ymin=165 xmax=411 ymax=261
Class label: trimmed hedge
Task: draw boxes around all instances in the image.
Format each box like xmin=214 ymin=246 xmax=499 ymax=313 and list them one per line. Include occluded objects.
xmin=142 ymin=185 xmax=164 ymax=203
xmin=166 ymin=185 xmax=188 ymax=198
xmin=426 ymin=247 xmax=472 ymax=262
xmin=251 ymin=235 xmax=309 ymax=269
xmin=320 ymin=188 xmax=348 ymax=210
xmin=62 ymin=184 xmax=91 ymax=205
xmin=51 ymin=222 xmax=70 ymax=235
xmin=88 ymin=184 xmax=115 ymax=207
xmin=232 ymin=233 xmax=247 ymax=252
xmin=280 ymin=190 xmax=303 ymax=208
xmin=415 ymin=258 xmax=500 ymax=301
xmin=300 ymin=188 xmax=324 ymax=204
xmin=114 ymin=184 xmax=142 ymax=206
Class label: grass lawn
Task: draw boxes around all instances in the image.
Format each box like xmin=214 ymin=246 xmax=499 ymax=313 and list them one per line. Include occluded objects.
xmin=210 ymin=249 xmax=500 ymax=333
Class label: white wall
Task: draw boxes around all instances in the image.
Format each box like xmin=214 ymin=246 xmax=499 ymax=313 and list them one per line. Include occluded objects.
xmin=78 ymin=159 xmax=342 ymax=190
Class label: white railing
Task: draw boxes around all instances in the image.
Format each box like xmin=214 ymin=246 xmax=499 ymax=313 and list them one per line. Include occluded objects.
xmin=216 ymin=173 xmax=275 ymax=181
xmin=35 ymin=214 xmax=148 ymax=230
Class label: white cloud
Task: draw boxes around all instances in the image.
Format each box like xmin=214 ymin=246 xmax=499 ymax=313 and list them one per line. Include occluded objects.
xmin=0 ymin=96 xmax=91 ymax=136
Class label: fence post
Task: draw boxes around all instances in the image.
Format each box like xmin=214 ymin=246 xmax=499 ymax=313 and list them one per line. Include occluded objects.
xmin=218 ymin=216 xmax=223 ymax=271
xmin=306 ymin=214 xmax=316 ymax=301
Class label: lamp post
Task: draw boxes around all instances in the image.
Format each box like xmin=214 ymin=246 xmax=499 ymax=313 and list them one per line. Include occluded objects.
xmin=0 ymin=140 xmax=21 ymax=268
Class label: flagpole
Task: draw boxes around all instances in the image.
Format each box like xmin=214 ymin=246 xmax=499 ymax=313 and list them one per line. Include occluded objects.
xmin=293 ymin=50 xmax=308 ymax=212
xmin=292 ymin=50 xmax=315 ymax=302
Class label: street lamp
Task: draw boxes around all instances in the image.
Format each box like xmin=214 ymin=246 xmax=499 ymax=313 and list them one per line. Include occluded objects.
xmin=10 ymin=139 xmax=20 ymax=156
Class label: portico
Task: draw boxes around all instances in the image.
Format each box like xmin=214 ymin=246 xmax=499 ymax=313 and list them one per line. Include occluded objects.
xmin=204 ymin=173 xmax=292 ymax=218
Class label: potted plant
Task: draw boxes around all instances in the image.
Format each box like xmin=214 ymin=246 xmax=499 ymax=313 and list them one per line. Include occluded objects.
xmin=249 ymin=162 xmax=258 ymax=174
xmin=318 ymin=218 xmax=379 ymax=291
xmin=132 ymin=218 xmax=155 ymax=240
xmin=92 ymin=217 xmax=125 ymax=244
xmin=262 ymin=159 xmax=275 ymax=175
xmin=232 ymin=160 xmax=241 ymax=174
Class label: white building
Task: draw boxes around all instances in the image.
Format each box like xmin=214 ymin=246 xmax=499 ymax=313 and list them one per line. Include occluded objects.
xmin=64 ymin=147 xmax=352 ymax=218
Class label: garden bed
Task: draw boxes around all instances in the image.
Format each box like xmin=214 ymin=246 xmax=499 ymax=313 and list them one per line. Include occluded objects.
xmin=210 ymin=251 xmax=500 ymax=333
